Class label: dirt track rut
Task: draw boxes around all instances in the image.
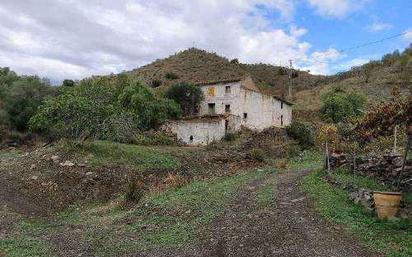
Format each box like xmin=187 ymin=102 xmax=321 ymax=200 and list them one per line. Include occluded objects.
xmin=137 ymin=170 xmax=383 ymax=257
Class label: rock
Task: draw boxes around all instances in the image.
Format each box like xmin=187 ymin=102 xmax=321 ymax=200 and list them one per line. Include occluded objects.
xmin=51 ymin=155 xmax=60 ymax=163
xmin=30 ymin=164 xmax=36 ymax=170
xmin=30 ymin=176 xmax=38 ymax=180
xmin=291 ymin=197 xmax=305 ymax=203
xmin=85 ymin=172 xmax=94 ymax=176
xmin=60 ymin=160 xmax=75 ymax=167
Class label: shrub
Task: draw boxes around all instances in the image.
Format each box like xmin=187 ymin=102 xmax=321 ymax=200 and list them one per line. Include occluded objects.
xmin=163 ymin=173 xmax=187 ymax=188
xmin=165 ymin=72 xmax=179 ymax=80
xmin=62 ymin=79 xmax=75 ymax=87
xmin=125 ymin=178 xmax=145 ymax=203
xmin=336 ymin=122 xmax=354 ymax=140
xmin=1 ymin=73 xmax=55 ymax=131
xmin=278 ymin=67 xmax=288 ymax=75
xmin=150 ymin=80 xmax=162 ymax=88
xmin=134 ymin=132 xmax=177 ymax=146
xmin=223 ymin=133 xmax=237 ymax=142
xmin=320 ymin=87 xmax=366 ymax=123
xmin=248 ymin=148 xmax=266 ymax=162
xmin=30 ymin=76 xmax=182 ymax=141
xmin=286 ymin=121 xmax=314 ymax=150
xmin=165 ymin=82 xmax=204 ymax=116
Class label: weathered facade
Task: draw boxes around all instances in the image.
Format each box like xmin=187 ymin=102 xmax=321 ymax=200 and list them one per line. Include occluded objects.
xmin=163 ymin=76 xmax=292 ymax=145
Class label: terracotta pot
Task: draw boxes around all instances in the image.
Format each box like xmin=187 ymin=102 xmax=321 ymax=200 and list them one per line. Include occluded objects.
xmin=373 ymin=191 xmax=402 ymax=220
xmin=407 ymin=124 xmax=412 ymax=135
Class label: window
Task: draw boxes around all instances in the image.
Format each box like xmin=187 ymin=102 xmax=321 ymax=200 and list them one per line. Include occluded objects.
xmin=243 ymin=113 xmax=248 ymax=119
xmin=225 ymin=86 xmax=231 ymax=94
xmin=281 ymin=102 xmax=284 ymax=109
xmin=208 ymin=103 xmax=216 ymax=114
xmin=280 ymin=115 xmax=284 ymax=126
xmin=225 ymin=104 xmax=231 ymax=113
xmin=207 ymin=87 xmax=216 ymax=97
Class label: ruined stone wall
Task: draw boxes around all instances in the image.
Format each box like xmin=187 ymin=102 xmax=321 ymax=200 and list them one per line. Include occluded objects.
xmin=162 ymin=115 xmax=241 ymax=145
xmin=163 ymin=119 xmax=226 ymax=145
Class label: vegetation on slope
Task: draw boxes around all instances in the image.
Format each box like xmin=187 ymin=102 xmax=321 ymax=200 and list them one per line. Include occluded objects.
xmin=127 ymin=48 xmax=324 ymax=96
xmin=302 ymin=170 xmax=412 ymax=257
xmin=30 ymin=75 xmax=181 ymax=143
xmin=0 ymin=168 xmax=274 ymax=257
xmin=294 ymin=44 xmax=412 ymax=118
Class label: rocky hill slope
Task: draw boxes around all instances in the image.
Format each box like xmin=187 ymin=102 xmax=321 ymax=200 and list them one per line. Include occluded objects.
xmin=126 ymin=48 xmax=325 ymax=97
xmin=126 ymin=46 xmax=411 ymax=114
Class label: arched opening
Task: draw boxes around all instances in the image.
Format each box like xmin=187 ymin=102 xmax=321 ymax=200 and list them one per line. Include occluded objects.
xmin=189 ymin=135 xmax=194 ymax=143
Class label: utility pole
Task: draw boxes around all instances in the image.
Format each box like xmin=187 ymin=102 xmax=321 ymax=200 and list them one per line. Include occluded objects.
xmin=288 ymin=59 xmax=293 ymax=98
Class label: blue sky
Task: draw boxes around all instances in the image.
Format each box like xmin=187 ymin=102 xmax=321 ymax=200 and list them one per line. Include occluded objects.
xmin=291 ymin=0 xmax=412 ymax=73
xmin=0 ymin=0 xmax=411 ymax=82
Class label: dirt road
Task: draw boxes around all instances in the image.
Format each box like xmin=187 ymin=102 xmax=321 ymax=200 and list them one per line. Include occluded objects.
xmin=137 ymin=170 xmax=382 ymax=257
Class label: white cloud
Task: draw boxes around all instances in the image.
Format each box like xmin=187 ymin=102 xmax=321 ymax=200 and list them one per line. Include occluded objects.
xmin=306 ymin=0 xmax=368 ymax=18
xmin=299 ymin=48 xmax=342 ymax=74
xmin=366 ymin=22 xmax=392 ymax=32
xmin=404 ymin=28 xmax=412 ymax=42
xmin=0 ymin=0 xmax=341 ymax=82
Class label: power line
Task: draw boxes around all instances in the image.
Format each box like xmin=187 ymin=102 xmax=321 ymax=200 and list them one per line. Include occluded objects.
xmin=292 ymin=31 xmax=409 ymax=66
xmin=338 ymin=31 xmax=408 ymax=53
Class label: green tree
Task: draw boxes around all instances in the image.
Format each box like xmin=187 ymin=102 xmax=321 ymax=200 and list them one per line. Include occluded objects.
xmin=62 ymin=79 xmax=76 ymax=87
xmin=320 ymin=87 xmax=366 ymax=123
xmin=165 ymin=82 xmax=204 ymax=116
xmin=286 ymin=121 xmax=314 ymax=150
xmin=0 ymin=72 xmax=56 ymax=131
xmin=30 ymin=76 xmax=181 ymax=141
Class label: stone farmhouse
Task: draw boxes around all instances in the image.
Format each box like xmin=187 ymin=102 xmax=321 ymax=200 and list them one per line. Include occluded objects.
xmin=162 ymin=76 xmax=293 ymax=145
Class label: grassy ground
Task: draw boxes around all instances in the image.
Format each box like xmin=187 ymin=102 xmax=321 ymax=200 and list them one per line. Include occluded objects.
xmin=256 ymin=183 xmax=275 ymax=208
xmin=330 ymin=167 xmax=390 ymax=191
xmin=302 ymin=170 xmax=412 ymax=257
xmin=0 ymin=168 xmax=274 ymax=257
xmin=60 ymin=140 xmax=181 ymax=170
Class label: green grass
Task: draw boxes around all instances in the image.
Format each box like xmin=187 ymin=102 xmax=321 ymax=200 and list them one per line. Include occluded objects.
xmin=124 ymin=168 xmax=273 ymax=249
xmin=1 ymin=168 xmax=273 ymax=257
xmin=287 ymin=150 xmax=323 ymax=170
xmin=256 ymin=183 xmax=275 ymax=207
xmin=61 ymin=140 xmax=180 ymax=170
xmin=331 ymin=167 xmax=390 ymax=191
xmin=0 ymin=149 xmax=22 ymax=161
xmin=0 ymin=237 xmax=51 ymax=257
xmin=302 ymin=170 xmax=412 ymax=257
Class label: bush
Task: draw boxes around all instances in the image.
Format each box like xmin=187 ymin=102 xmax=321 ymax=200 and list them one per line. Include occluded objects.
xmin=134 ymin=132 xmax=177 ymax=146
xmin=286 ymin=121 xmax=314 ymax=150
xmin=223 ymin=133 xmax=237 ymax=142
xmin=150 ymin=80 xmax=162 ymax=88
xmin=30 ymin=76 xmax=182 ymax=141
xmin=163 ymin=173 xmax=187 ymax=188
xmin=125 ymin=178 xmax=145 ymax=203
xmin=165 ymin=82 xmax=204 ymax=116
xmin=0 ymin=72 xmax=55 ymax=131
xmin=165 ymin=72 xmax=179 ymax=80
xmin=248 ymin=148 xmax=266 ymax=162
xmin=320 ymin=87 xmax=365 ymax=123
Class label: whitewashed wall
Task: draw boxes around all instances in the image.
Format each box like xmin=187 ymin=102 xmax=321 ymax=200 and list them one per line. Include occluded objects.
xmin=199 ymin=82 xmax=242 ymax=116
xmin=165 ymin=119 xmax=226 ymax=145
xmin=198 ymin=81 xmax=292 ymax=131
xmin=240 ymin=88 xmax=293 ymax=130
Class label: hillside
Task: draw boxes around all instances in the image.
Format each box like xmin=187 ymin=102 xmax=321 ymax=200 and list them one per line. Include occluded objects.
xmin=293 ymin=46 xmax=412 ymax=121
xmin=127 ymin=48 xmax=325 ymax=97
